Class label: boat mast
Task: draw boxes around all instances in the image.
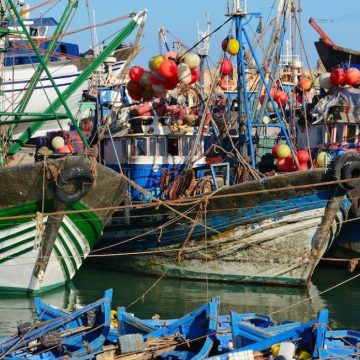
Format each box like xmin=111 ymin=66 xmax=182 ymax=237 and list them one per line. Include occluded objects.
xmin=7 ymin=8 xmax=147 ymax=155
xmin=5 ymin=0 xmax=88 ymax=148
xmin=11 ymin=0 xmax=79 ymax=133
xmin=231 ymin=0 xmax=298 ymax=167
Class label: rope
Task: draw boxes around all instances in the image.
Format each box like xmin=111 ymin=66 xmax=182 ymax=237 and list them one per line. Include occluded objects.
xmin=269 ymin=271 xmax=360 ymax=316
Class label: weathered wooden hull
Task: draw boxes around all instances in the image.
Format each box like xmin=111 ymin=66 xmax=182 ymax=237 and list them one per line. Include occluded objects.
xmin=93 ymin=169 xmax=349 ymax=286
xmin=315 ymin=40 xmax=360 ymax=71
xmin=0 ymin=156 xmax=126 ymax=293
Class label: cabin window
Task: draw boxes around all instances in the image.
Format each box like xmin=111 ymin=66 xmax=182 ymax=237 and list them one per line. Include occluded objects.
xmin=59 ymin=44 xmax=67 ymax=54
xmin=38 ymin=26 xmax=47 ymax=37
xmin=30 ymin=27 xmax=38 ymax=36
xmin=135 ymin=137 xmax=147 ymax=156
xmin=336 ymin=124 xmax=344 ymax=143
xmin=347 ymin=125 xmax=356 ymax=144
xmin=158 ymin=137 xmax=166 ymax=156
xmin=168 ymin=138 xmax=179 ymax=156
xmin=181 ymin=137 xmax=190 ymax=156
xmin=149 ymin=137 xmax=156 ymax=156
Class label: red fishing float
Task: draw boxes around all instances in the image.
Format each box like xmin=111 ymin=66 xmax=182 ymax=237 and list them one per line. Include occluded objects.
xmin=272 ymin=144 xmax=280 ymax=158
xmin=345 ymin=67 xmax=360 ymax=86
xmin=330 ymin=68 xmax=346 ymax=86
xmin=276 ymin=91 xmax=288 ymax=106
xmin=159 ymin=60 xmax=178 ymax=79
xmin=220 ymin=58 xmax=233 ymax=76
xmin=190 ymin=67 xmax=201 ymax=84
xmin=297 ymin=149 xmax=310 ymax=163
xmin=127 ymin=80 xmax=144 ymax=100
xmin=129 ymin=66 xmax=145 ymax=83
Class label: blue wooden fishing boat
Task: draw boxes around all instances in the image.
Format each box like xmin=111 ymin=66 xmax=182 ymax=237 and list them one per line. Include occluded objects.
xmin=116 ymin=297 xmax=220 ymax=360
xmin=0 ymin=289 xmax=112 ymax=359
xmin=90 ymin=0 xmax=359 ymax=287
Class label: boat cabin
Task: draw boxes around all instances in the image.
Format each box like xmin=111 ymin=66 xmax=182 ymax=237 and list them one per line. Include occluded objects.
xmin=6 ymin=17 xmax=80 ymax=66
xmin=103 ymin=117 xmax=206 ymax=201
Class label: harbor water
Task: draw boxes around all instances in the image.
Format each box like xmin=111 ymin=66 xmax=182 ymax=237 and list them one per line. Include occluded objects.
xmin=0 ymin=263 xmax=359 ymax=337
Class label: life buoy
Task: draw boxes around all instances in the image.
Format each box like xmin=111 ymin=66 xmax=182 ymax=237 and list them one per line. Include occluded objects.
xmin=330 ymin=153 xmax=360 ymax=190
xmin=55 ymin=166 xmax=94 ymax=204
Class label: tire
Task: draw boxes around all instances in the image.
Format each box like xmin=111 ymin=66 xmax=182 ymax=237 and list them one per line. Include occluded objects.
xmin=55 ymin=166 xmax=94 ymax=204
xmin=330 ymin=153 xmax=360 ymax=191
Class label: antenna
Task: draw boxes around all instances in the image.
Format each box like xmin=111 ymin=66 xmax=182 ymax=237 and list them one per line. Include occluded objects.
xmin=233 ymin=0 xmax=247 ymax=14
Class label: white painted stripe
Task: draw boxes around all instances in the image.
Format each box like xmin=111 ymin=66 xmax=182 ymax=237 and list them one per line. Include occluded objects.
xmin=57 ymin=227 xmax=82 ymax=269
xmin=54 ymin=239 xmax=75 ymax=278
xmin=0 ymin=229 xmax=37 ymax=251
xmin=63 ymin=217 xmax=91 ymax=256
xmin=0 ymin=218 xmax=41 ymax=239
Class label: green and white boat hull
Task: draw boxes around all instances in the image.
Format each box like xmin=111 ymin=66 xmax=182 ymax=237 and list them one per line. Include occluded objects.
xmin=0 ymin=156 xmax=126 ymax=293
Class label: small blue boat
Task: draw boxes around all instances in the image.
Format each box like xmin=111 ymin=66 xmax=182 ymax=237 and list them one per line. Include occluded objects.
xmin=117 ymin=297 xmax=220 ymax=360
xmin=1 ymin=289 xmax=112 ymax=359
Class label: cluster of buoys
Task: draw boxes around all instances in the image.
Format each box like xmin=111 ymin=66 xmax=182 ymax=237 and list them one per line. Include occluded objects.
xmin=259 ymin=86 xmax=289 ymax=110
xmin=319 ymin=68 xmax=360 ymax=89
xmin=272 ymin=144 xmax=310 ymax=172
xmin=51 ymin=136 xmax=73 ymax=154
xmin=218 ymin=37 xmax=240 ymax=91
xmin=127 ymin=51 xmax=201 ymax=102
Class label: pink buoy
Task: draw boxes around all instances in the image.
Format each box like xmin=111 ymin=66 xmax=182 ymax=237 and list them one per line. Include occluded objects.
xmin=165 ymin=51 xmax=178 ymax=61
xmin=129 ymin=66 xmax=145 ymax=83
xmin=298 ymin=162 xmax=309 ymax=171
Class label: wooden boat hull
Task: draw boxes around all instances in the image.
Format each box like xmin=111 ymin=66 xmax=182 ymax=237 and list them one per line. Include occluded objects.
xmin=314 ymin=40 xmax=360 ymax=71
xmin=93 ymin=169 xmax=349 ymax=286
xmin=0 ymin=156 xmax=126 ymax=293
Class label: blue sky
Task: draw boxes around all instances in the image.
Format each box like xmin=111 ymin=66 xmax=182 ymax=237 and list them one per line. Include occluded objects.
xmin=27 ymin=0 xmax=360 ymax=69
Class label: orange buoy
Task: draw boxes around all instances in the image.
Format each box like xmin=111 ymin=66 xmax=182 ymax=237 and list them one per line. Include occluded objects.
xmin=220 ymin=58 xmax=233 ymax=76
xmin=330 ymin=68 xmax=346 ymax=86
xmin=298 ymin=77 xmax=312 ymax=91
xmin=345 ymin=67 xmax=360 ymax=86
xmin=159 ymin=60 xmax=178 ymax=79
xmin=276 ymin=91 xmax=288 ymax=106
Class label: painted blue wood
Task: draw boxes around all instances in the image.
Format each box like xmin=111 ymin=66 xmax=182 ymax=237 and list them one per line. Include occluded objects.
xmin=313 ymin=308 xmax=329 ymax=358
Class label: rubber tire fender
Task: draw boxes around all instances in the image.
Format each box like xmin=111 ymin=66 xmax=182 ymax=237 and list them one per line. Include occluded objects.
xmin=55 ymin=166 xmax=94 ymax=204
xmin=341 ymin=161 xmax=360 ymax=190
xmin=330 ymin=153 xmax=360 ymax=190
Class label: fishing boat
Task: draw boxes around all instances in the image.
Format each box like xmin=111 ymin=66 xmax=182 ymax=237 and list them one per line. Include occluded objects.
xmin=0 ymin=1 xmax=147 ymax=293
xmin=2 ymin=1 xmax=137 ymax=138
xmin=309 ymin=17 xmax=360 ymax=71
xmin=88 ymin=0 xmax=358 ymax=286
xmin=0 ymin=289 xmax=113 ymax=358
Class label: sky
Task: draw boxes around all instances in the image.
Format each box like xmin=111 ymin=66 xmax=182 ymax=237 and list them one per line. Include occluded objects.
xmin=25 ymin=0 xmax=360 ymax=70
